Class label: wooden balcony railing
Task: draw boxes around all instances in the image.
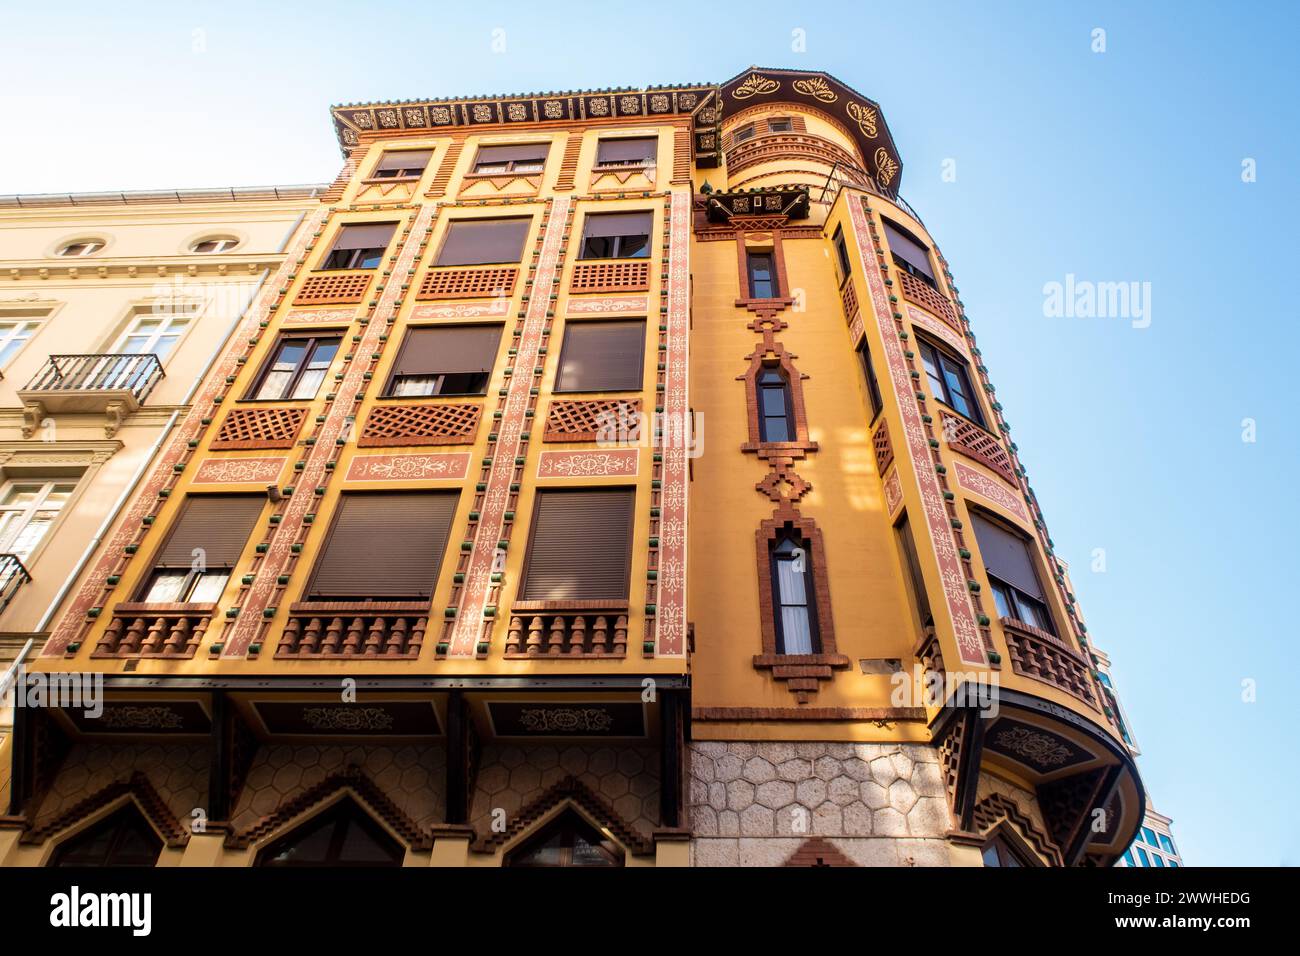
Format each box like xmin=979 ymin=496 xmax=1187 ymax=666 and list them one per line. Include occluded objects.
xmin=22 ymin=353 xmax=164 ymax=403
xmin=93 ymin=603 xmax=215 ymax=658
xmin=897 ymin=271 xmax=961 ymax=331
xmin=505 ymin=604 xmax=629 ymax=658
xmin=940 ymin=409 xmax=1017 ymax=486
xmin=999 ymin=616 xmax=1097 ymax=706
xmin=277 ymin=602 xmax=429 ymax=658
xmin=0 ymin=553 xmax=32 ymax=615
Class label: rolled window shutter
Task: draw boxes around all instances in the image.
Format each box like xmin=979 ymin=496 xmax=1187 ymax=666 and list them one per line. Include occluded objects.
xmin=376 ymin=149 xmax=431 ymax=172
xmin=596 ymin=138 xmax=656 ymax=164
xmin=971 ymin=513 xmax=1044 ymax=600
xmin=882 ymin=220 xmax=935 ymax=280
xmin=307 ymin=492 xmax=459 ymax=599
xmin=582 ymin=212 xmax=652 ymax=239
xmin=154 ymin=495 xmax=264 ymax=569
xmin=474 ymin=144 xmax=549 ymax=165
xmin=391 ymin=325 xmax=502 ymax=378
xmin=331 ymin=222 xmax=398 ymax=251
xmin=435 ymin=218 xmax=531 ymax=266
xmin=555 ymin=320 xmax=646 ymax=392
xmin=520 ymin=488 xmax=634 ymax=601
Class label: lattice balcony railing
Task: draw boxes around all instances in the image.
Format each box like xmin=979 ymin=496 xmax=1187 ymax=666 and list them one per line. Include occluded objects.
xmin=1000 ymin=617 xmax=1097 ymax=707
xmin=940 ymin=409 xmax=1016 ymax=486
xmin=841 ymin=279 xmax=860 ymax=325
xmin=872 ymin=417 xmax=893 ymax=475
xmin=277 ymin=603 xmax=429 ymax=658
xmin=897 ymin=271 xmax=960 ymax=331
xmin=505 ymin=608 xmax=629 ymax=658
xmin=543 ymin=399 xmax=641 ymax=443
xmin=211 ymin=406 xmax=308 ymax=450
xmin=569 ymin=260 xmax=650 ymax=294
xmin=358 ymin=402 xmax=482 ymax=447
xmin=416 ymin=267 xmax=517 ymax=300
xmin=293 ymin=271 xmax=373 ymax=306
xmin=93 ymin=603 xmax=215 ymax=658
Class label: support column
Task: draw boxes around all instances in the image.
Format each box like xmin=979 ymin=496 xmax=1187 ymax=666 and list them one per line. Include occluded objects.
xmin=659 ymin=689 xmax=682 ymax=828
xmin=445 ymin=690 xmax=469 ymax=825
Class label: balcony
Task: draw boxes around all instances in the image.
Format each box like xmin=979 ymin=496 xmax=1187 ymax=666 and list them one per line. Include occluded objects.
xmin=897 ymin=270 xmax=960 ymax=331
xmin=0 ymin=553 xmax=32 ymax=615
xmin=505 ymin=604 xmax=630 ymax=658
xmin=999 ymin=616 xmax=1097 ymax=706
xmin=277 ymin=602 xmax=430 ymax=659
xmin=93 ymin=602 xmax=216 ymax=658
xmin=18 ymin=353 xmax=164 ymax=437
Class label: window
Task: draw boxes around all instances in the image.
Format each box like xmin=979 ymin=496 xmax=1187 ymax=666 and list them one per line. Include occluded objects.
xmin=918 ymin=338 xmax=983 ymax=425
xmin=1122 ymin=849 xmax=1136 ymax=867
xmin=733 ymin=124 xmax=756 ymax=144
xmin=595 ymin=137 xmax=657 ymax=169
xmin=385 ymin=325 xmax=502 ymax=397
xmin=895 ymin=513 xmax=933 ymax=629
xmin=249 ymin=335 xmax=340 ymax=401
xmin=856 ymin=340 xmax=883 ymax=421
xmin=256 ymin=800 xmax=404 ymax=868
xmin=115 ymin=312 xmax=191 ymax=361
xmin=1142 ymin=827 xmax=1158 ymax=846
xmin=1136 ymin=846 xmax=1151 ymax=867
xmin=139 ymin=494 xmax=264 ymax=603
xmin=320 ymin=222 xmax=397 ymax=271
xmin=56 ymin=239 xmax=104 ymax=257
xmin=306 ymin=492 xmax=458 ymax=600
xmin=471 ymin=143 xmax=548 ymax=175
xmin=50 ymin=804 xmax=162 ymax=867
xmin=832 ymin=224 xmax=852 ymax=282
xmin=0 ymin=320 xmax=40 ymax=366
xmin=767 ymin=117 xmax=793 ymax=132
xmin=757 ymin=367 xmax=793 ymax=442
xmin=771 ymin=534 xmax=820 ymax=654
xmin=190 ymin=236 xmax=239 ymax=253
xmin=371 ymin=149 xmax=432 ymax=180
xmin=0 ymin=480 xmax=76 ymax=560
xmin=970 ymin=511 xmax=1055 ymax=635
xmin=1158 ymin=834 xmax=1176 ymax=855
xmin=882 ymin=219 xmax=937 ymax=288
xmin=519 ymin=488 xmax=634 ymax=602
xmin=579 ymin=212 xmax=652 ymax=259
xmin=982 ymin=835 xmax=1029 ymax=867
xmin=746 ymin=251 xmax=777 ymax=298
xmin=435 ymin=218 xmax=531 ymax=267
xmin=554 ymin=320 xmax=645 ymax=392
xmin=506 ymin=809 xmax=624 ymax=867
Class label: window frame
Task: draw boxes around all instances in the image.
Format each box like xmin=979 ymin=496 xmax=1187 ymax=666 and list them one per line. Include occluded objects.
xmin=190 ymin=236 xmax=239 ymax=254
xmin=553 ymin=319 xmax=647 ymax=394
xmin=245 ymin=334 xmax=341 ymax=402
xmin=56 ymin=239 xmax=104 ymax=258
xmin=732 ymin=124 xmax=756 ymax=144
xmin=882 ymin=217 xmax=939 ymax=289
xmin=470 ymin=143 xmax=550 ymax=176
xmin=370 ymin=149 xmax=432 ymax=181
xmin=319 ymin=222 xmax=397 ymax=272
xmin=0 ymin=318 xmax=42 ymax=367
xmin=770 ymin=533 xmax=822 ymax=655
xmin=831 ymin=224 xmax=853 ymax=286
xmin=917 ymin=336 xmax=984 ymax=427
xmin=382 ymin=324 xmax=502 ymax=398
xmin=593 ymin=136 xmax=658 ymax=170
xmin=767 ymin=117 xmax=793 ymax=132
xmin=505 ymin=808 xmax=625 ymax=867
xmin=577 ymin=211 xmax=653 ymax=261
xmin=757 ymin=366 xmax=794 ymax=443
xmin=0 ymin=479 xmax=78 ymax=562
xmin=746 ymin=251 xmax=778 ymax=299
xmin=434 ymin=217 xmax=532 ymax=268
xmin=855 ymin=339 xmax=884 ymax=422
xmin=255 ymin=799 xmax=405 ymax=868
xmin=970 ymin=509 xmax=1057 ymax=637
xmin=49 ymin=803 xmax=163 ymax=867
xmin=518 ymin=487 xmax=636 ymax=604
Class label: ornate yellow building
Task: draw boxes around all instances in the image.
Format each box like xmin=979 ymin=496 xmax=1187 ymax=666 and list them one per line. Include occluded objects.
xmin=0 ymin=68 xmax=1143 ymax=868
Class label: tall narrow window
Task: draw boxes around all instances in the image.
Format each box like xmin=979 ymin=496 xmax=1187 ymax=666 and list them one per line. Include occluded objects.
xmin=771 ymin=535 xmax=820 ymax=655
xmin=882 ymin=219 xmax=937 ymax=288
xmin=757 ymin=367 xmax=793 ymax=442
xmin=746 ymin=252 xmax=776 ymax=298
xmin=384 ymin=325 xmax=502 ymax=397
xmin=970 ymin=511 xmax=1055 ymax=634
xmin=320 ymin=222 xmax=397 ymax=271
xmin=554 ymin=320 xmax=645 ymax=392
xmin=918 ymin=338 xmax=983 ymax=426
xmin=306 ymin=492 xmax=458 ymax=600
xmin=249 ymin=335 xmax=340 ymax=401
xmin=435 ymin=218 xmax=531 ymax=267
xmin=832 ymin=225 xmax=853 ymax=282
xmin=371 ymin=149 xmax=432 ymax=180
xmin=256 ymin=800 xmax=404 ymax=868
xmin=0 ymin=320 xmax=39 ymax=366
xmin=595 ymin=137 xmax=657 ymax=169
xmin=579 ymin=212 xmax=652 ymax=259
xmin=471 ymin=144 xmax=549 ymax=175
xmin=139 ymin=494 xmax=264 ymax=603
xmin=520 ymin=488 xmax=634 ymax=602
xmin=0 ymin=479 xmax=77 ymax=561
xmin=50 ymin=804 xmax=162 ymax=867
xmin=894 ymin=513 xmax=933 ymax=629
xmin=856 ymin=340 xmax=883 ymax=420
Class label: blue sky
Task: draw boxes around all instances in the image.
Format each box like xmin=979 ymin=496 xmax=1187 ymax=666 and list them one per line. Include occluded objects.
xmin=3 ymin=0 xmax=1297 ymax=865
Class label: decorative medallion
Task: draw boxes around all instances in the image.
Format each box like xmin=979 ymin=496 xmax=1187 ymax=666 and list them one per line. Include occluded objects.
xmin=537 ymin=449 xmax=639 ymax=478
xmin=346 ymin=453 xmax=470 ymax=482
xmin=875 ymin=147 xmax=900 ymax=187
xmin=792 ymin=76 xmax=837 ymax=103
xmin=488 ymin=701 xmax=646 ymax=737
xmin=253 ymin=701 xmax=440 ymax=736
xmin=847 ymin=101 xmax=879 ymax=138
xmin=733 ymin=72 xmax=779 ymax=99
xmin=954 ymin=461 xmax=1029 ymax=522
xmin=987 ymin=719 xmax=1090 ymax=773
xmin=193 ymin=456 xmax=286 ymax=485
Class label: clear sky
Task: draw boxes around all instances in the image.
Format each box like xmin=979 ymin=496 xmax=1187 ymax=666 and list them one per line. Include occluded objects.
xmin=3 ymin=0 xmax=1296 ymax=866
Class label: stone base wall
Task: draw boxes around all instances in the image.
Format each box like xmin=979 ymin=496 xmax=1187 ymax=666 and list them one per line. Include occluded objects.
xmin=688 ymin=741 xmax=957 ymax=867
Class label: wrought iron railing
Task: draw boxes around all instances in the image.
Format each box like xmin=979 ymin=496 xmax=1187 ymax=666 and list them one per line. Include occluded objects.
xmin=22 ymin=353 xmax=165 ymax=401
xmin=0 ymin=553 xmax=32 ymax=615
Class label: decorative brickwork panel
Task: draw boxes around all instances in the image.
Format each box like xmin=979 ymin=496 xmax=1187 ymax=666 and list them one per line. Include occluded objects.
xmin=872 ymin=417 xmax=894 ymax=475
xmin=358 ymin=402 xmax=482 ymax=447
xmin=416 ymin=267 xmax=517 ymax=301
xmin=504 ymin=611 xmax=629 ymax=658
xmin=293 ymin=272 xmax=372 ymax=306
xmin=94 ymin=604 xmax=215 ymax=658
xmin=1000 ymin=617 xmax=1097 ymax=706
xmin=898 ymin=271 xmax=960 ymax=330
xmin=277 ymin=603 xmax=430 ymax=658
xmin=543 ymin=399 xmax=641 ymax=443
xmin=940 ymin=410 xmax=1016 ymax=485
xmin=211 ymin=406 xmax=307 ymax=450
xmin=570 ymin=260 xmax=650 ymax=295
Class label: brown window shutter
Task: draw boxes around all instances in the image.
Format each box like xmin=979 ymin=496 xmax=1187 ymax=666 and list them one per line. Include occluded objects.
xmin=331 ymin=222 xmax=398 ymax=251
xmin=376 ymin=149 xmax=432 ymax=173
xmin=306 ymin=491 xmax=459 ymax=599
xmin=582 ymin=211 xmax=652 ymax=239
xmin=520 ymin=488 xmax=635 ymax=601
xmin=474 ymin=144 xmax=549 ymax=165
xmin=596 ymin=138 xmax=657 ymax=164
xmin=555 ymin=320 xmax=646 ymax=392
xmin=970 ymin=512 xmax=1045 ymax=600
xmin=882 ymin=219 xmax=935 ymax=281
xmin=153 ymin=495 xmax=265 ymax=569
xmin=390 ymin=325 xmax=503 ymax=378
xmin=435 ymin=218 xmax=531 ymax=266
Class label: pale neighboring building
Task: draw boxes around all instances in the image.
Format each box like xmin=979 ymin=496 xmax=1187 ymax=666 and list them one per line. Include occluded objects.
xmin=0 ymin=185 xmax=322 ymax=753
xmin=1118 ymin=807 xmax=1183 ymax=868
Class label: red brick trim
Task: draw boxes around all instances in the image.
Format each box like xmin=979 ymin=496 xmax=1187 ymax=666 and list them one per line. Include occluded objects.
xmin=971 ymin=793 xmax=1062 ymax=867
xmin=22 ymin=771 xmax=189 ymax=848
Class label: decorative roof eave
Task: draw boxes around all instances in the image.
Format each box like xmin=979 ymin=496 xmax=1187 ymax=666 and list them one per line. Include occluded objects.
xmin=330 ymin=84 xmax=723 ymax=166
xmin=704 ymin=185 xmax=811 ymax=223
xmin=718 ymin=67 xmax=904 ymax=196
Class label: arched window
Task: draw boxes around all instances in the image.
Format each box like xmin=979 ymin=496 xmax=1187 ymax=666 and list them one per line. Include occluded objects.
xmin=50 ymin=803 xmax=162 ymax=867
xmin=255 ymin=799 xmax=404 ymax=868
xmin=505 ymin=808 xmax=624 ymax=867
xmin=771 ymin=534 xmax=820 ymax=655
xmin=758 ymin=367 xmax=793 ymax=442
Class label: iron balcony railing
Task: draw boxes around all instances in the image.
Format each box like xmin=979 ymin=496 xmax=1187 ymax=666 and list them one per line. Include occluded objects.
xmin=22 ymin=353 xmax=165 ymax=402
xmin=0 ymin=553 xmax=32 ymax=615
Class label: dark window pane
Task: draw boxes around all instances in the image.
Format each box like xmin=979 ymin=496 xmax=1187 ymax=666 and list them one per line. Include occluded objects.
xmin=436 ymin=218 xmax=531 ymax=266
xmin=520 ymin=488 xmax=634 ymax=601
xmin=747 ymin=253 xmax=775 ymax=298
xmin=554 ymin=320 xmax=645 ymax=392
